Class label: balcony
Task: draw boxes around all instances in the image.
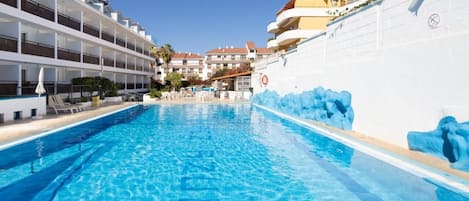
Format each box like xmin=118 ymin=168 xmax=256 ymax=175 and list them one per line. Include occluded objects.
xmin=136 ymin=47 xmax=142 ymax=54
xmin=276 ymin=29 xmax=322 ymax=46
xmin=0 ymin=34 xmax=18 ymax=52
xmin=126 ymin=83 xmax=134 ymax=89
xmin=22 ymin=40 xmax=54 ymax=58
xmin=276 ymin=8 xmax=332 ymax=27
xmin=83 ymin=24 xmax=99 ymax=38
xmin=127 ymin=63 xmax=135 ymax=70
xmin=127 ymin=43 xmax=135 ymax=51
xmin=1 ymin=0 xmax=17 ymax=8
xmin=21 ymin=0 xmax=55 ymax=22
xmin=136 ymin=65 xmax=142 ymax=71
xmin=82 ymin=53 xmax=99 ymax=65
xmin=144 ymin=50 xmax=149 ymax=56
xmin=58 ymin=48 xmax=80 ymax=62
xmin=58 ymin=12 xmax=80 ymax=31
xmin=267 ymin=22 xmax=279 ymax=33
xmin=102 ymin=57 xmax=114 ymax=67
xmin=267 ymin=39 xmax=279 ymax=49
xmin=101 ymin=32 xmax=114 ymax=43
xmin=136 ymin=83 xmax=143 ymax=89
xmin=116 ymin=38 xmax=125 ymax=48
xmin=116 ymin=60 xmax=125 ymax=69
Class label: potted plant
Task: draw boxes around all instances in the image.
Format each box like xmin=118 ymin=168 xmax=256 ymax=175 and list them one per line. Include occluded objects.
xmin=104 ymin=83 xmax=123 ymax=103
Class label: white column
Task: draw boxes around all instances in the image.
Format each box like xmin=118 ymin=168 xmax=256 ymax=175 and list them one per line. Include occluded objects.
xmin=80 ymin=11 xmax=84 ymax=32
xmin=17 ymin=0 xmax=21 ymax=10
xmin=54 ymin=68 xmax=58 ymax=94
xmin=99 ymin=46 xmax=103 ymax=76
xmin=17 ymin=21 xmax=21 ymax=54
xmin=124 ymin=74 xmax=127 ymax=93
xmin=113 ymin=73 xmax=116 ymax=83
xmin=133 ymin=75 xmax=136 ymax=90
xmin=54 ymin=0 xmax=58 ymax=23
xmin=80 ymin=40 xmax=83 ymax=63
xmin=17 ymin=64 xmax=22 ymax=96
xmin=54 ymin=32 xmax=58 ymax=59
xmin=113 ymin=51 xmax=116 ymax=68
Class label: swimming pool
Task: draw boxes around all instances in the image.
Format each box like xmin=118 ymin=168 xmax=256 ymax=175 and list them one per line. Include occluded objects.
xmin=0 ymin=104 xmax=468 ymax=200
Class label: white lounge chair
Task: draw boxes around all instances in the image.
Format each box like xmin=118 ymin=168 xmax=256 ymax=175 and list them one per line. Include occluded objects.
xmin=53 ymin=95 xmax=85 ymax=112
xmin=48 ymin=95 xmax=79 ymax=114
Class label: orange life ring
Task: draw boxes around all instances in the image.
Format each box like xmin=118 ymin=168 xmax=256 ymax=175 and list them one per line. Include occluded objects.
xmin=261 ymin=75 xmax=269 ymax=85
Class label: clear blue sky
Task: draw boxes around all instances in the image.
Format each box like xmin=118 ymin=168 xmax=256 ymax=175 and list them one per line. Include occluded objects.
xmin=110 ymin=0 xmax=286 ymax=54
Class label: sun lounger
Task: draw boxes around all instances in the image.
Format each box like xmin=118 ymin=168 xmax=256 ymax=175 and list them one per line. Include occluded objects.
xmin=48 ymin=95 xmax=79 ymax=114
xmin=53 ymin=95 xmax=85 ymax=112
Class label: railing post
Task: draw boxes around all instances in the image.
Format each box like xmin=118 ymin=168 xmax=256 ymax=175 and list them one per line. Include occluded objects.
xmin=17 ymin=64 xmax=22 ymax=96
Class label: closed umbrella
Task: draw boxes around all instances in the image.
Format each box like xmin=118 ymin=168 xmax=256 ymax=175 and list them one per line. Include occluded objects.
xmin=35 ymin=67 xmax=46 ymax=97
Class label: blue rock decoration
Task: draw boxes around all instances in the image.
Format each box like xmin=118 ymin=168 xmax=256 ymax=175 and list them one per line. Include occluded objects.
xmin=408 ymin=116 xmax=469 ymax=171
xmin=252 ymin=87 xmax=354 ymax=130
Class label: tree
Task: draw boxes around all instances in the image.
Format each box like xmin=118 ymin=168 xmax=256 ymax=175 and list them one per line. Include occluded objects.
xmin=156 ymin=44 xmax=175 ymax=70
xmin=165 ymin=72 xmax=184 ymax=91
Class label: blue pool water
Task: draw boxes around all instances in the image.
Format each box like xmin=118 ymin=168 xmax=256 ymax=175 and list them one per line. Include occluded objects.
xmin=0 ymin=104 xmax=468 ymax=200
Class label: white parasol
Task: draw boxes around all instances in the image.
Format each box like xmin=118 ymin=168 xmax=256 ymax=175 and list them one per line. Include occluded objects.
xmin=35 ymin=67 xmax=46 ymax=97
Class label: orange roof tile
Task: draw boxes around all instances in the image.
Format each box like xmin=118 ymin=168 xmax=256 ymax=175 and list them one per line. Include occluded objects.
xmin=206 ymin=48 xmax=248 ymax=54
xmin=277 ymin=0 xmax=295 ymax=16
xmin=246 ymin=41 xmax=255 ymax=49
xmin=172 ymin=52 xmax=203 ymax=59
xmin=256 ymin=48 xmax=274 ymax=54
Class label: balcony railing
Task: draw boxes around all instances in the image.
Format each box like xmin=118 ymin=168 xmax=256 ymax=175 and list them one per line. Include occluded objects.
xmin=1 ymin=0 xmax=17 ymax=8
xmin=0 ymin=34 xmax=18 ymax=52
xmin=83 ymin=24 xmax=99 ymax=38
xmin=127 ymin=43 xmax=135 ymax=51
xmin=116 ymin=38 xmax=125 ymax=47
xmin=21 ymin=0 xmax=54 ymax=22
xmin=136 ymin=66 xmax=142 ymax=71
xmin=136 ymin=47 xmax=142 ymax=54
xmin=58 ymin=47 xmax=80 ymax=62
xmin=116 ymin=61 xmax=125 ymax=69
xmin=101 ymin=32 xmax=114 ymax=43
xmin=103 ymin=57 xmax=114 ymax=67
xmin=116 ymin=83 xmax=125 ymax=89
xmin=58 ymin=12 xmax=80 ymax=31
xmin=22 ymin=40 xmax=54 ymax=58
xmin=136 ymin=83 xmax=143 ymax=89
xmin=144 ymin=50 xmax=149 ymax=56
xmin=82 ymin=53 xmax=99 ymax=65
xmin=128 ymin=63 xmax=135 ymax=70
xmin=126 ymin=83 xmax=135 ymax=89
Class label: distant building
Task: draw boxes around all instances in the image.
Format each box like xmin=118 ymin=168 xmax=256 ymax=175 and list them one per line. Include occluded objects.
xmin=157 ymin=52 xmax=207 ymax=81
xmin=205 ymin=42 xmax=273 ymax=78
xmin=267 ymin=0 xmax=354 ymax=52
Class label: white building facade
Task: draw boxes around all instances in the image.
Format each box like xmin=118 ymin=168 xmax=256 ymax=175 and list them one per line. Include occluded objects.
xmin=157 ymin=52 xmax=207 ymax=81
xmin=254 ymin=0 xmax=469 ymax=148
xmin=0 ymin=0 xmax=156 ymax=96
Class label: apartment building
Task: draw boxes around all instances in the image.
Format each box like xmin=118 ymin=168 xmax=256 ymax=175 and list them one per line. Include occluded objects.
xmin=0 ymin=0 xmax=156 ymax=96
xmin=205 ymin=41 xmax=272 ymax=78
xmin=158 ymin=52 xmax=207 ymax=81
xmin=267 ymin=0 xmax=358 ymax=51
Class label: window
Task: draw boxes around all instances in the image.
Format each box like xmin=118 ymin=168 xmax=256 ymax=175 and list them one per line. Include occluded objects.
xmin=183 ymin=60 xmax=187 ymax=65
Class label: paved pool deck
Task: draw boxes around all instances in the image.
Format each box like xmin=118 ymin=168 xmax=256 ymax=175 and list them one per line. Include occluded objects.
xmin=0 ymin=99 xmax=468 ymax=184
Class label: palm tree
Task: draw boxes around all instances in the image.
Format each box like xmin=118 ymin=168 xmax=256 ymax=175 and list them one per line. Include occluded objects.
xmin=156 ymin=44 xmax=175 ymax=71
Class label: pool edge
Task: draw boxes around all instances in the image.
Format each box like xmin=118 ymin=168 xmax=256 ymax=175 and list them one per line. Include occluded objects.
xmin=0 ymin=104 xmax=140 ymax=151
xmin=252 ymin=103 xmax=469 ymax=195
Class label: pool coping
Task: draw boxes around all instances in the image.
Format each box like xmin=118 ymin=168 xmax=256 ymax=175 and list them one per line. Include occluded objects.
xmin=0 ymin=104 xmax=139 ymax=151
xmin=253 ymin=103 xmax=469 ymax=195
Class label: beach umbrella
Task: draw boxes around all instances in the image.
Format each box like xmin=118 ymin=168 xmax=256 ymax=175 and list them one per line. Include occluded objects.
xmin=35 ymin=67 xmax=46 ymax=97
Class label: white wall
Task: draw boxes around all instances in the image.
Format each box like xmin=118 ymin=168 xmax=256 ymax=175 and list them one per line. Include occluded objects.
xmin=254 ymin=0 xmax=469 ymax=148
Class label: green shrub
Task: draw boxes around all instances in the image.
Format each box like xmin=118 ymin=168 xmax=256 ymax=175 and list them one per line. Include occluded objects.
xmin=149 ymin=89 xmax=162 ymax=98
